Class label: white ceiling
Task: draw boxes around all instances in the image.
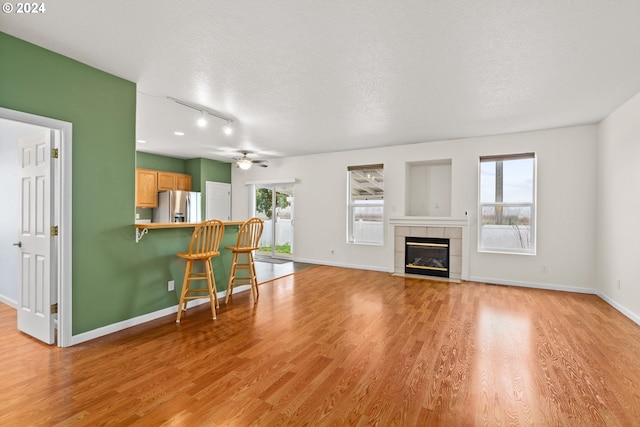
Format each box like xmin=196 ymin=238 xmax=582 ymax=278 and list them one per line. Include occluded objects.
xmin=2 ymin=1 xmax=640 ymax=163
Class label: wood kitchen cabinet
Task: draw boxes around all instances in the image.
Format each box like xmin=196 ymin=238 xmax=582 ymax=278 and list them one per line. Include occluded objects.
xmin=157 ymin=172 xmax=177 ymax=191
xmin=135 ymin=168 xmax=159 ymax=208
xmin=176 ymin=174 xmax=192 ymax=191
xmin=136 ymin=169 xmax=192 ymax=208
xmin=158 ymin=171 xmax=192 ymax=191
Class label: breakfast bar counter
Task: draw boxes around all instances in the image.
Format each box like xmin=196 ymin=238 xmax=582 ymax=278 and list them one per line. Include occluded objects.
xmin=134 ymin=220 xmax=244 ymax=242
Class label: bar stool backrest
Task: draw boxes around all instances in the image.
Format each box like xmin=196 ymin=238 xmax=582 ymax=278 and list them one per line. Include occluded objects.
xmin=236 ymin=217 xmax=264 ymax=250
xmin=188 ymin=219 xmax=225 ymax=256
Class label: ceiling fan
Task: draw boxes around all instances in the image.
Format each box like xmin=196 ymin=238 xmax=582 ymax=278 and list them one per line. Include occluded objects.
xmin=233 ymin=151 xmax=268 ymax=170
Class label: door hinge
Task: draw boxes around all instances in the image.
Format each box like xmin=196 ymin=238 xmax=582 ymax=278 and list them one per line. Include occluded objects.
xmin=51 ymin=148 xmax=59 ymax=159
xmin=51 ymin=226 xmax=59 ymax=236
xmin=51 ymin=303 xmax=58 ymax=314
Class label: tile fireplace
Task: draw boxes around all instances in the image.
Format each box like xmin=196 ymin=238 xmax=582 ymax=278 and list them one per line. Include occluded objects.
xmin=390 ymin=216 xmax=469 ymax=281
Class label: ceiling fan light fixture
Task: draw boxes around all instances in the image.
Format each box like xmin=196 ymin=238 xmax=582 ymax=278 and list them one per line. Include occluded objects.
xmin=238 ymin=158 xmax=252 ymax=170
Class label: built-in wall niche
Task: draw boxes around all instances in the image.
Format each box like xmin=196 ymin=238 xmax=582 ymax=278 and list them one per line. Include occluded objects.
xmin=405 ymin=159 xmax=452 ymax=216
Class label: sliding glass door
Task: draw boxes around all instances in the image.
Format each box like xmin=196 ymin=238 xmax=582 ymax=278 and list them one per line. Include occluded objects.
xmin=253 ymin=184 xmax=294 ymax=259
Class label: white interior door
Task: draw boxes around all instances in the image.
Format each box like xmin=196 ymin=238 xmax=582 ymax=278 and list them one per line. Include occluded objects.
xmin=17 ymin=129 xmax=56 ymax=344
xmin=205 ymin=181 xmax=231 ymax=220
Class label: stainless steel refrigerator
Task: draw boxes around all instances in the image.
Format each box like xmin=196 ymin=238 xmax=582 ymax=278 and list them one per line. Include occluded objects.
xmin=153 ymin=191 xmax=202 ymax=223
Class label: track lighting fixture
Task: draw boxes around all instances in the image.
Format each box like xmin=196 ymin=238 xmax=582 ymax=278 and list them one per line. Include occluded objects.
xmin=222 ymin=120 xmax=233 ymax=135
xmin=197 ymin=111 xmax=207 ymax=127
xmin=168 ymin=97 xmax=234 ymax=135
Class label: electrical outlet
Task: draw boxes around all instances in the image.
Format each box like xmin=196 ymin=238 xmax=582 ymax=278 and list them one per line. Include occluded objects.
xmin=168 ymin=280 xmax=175 ymax=292
xmin=617 ymin=279 xmax=621 ymax=290
xmin=541 ymin=265 xmax=548 ymax=273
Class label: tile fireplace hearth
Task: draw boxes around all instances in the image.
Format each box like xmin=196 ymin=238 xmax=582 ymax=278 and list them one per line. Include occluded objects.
xmin=389 ymin=216 xmax=469 ymax=281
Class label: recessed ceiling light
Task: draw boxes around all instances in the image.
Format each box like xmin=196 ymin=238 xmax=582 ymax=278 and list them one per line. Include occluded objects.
xmin=137 ymin=139 xmax=147 ymax=144
xmin=174 ymin=131 xmax=185 ymax=136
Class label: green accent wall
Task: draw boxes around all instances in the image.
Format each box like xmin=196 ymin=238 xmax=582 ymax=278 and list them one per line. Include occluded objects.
xmin=136 ymin=151 xmax=187 ymax=173
xmin=185 ymin=157 xmax=231 ymax=192
xmin=1 ymin=32 xmax=235 ymax=336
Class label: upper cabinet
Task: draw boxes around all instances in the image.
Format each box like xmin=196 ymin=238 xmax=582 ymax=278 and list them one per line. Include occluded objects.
xmin=176 ymin=174 xmax=192 ymax=191
xmin=158 ymin=171 xmax=191 ymax=191
xmin=157 ymin=172 xmax=177 ymax=191
xmin=136 ymin=168 xmax=159 ymax=208
xmin=136 ymin=168 xmax=192 ymax=208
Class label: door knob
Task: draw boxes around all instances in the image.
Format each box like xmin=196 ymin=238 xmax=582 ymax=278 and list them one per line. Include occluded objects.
xmin=13 ymin=242 xmax=22 ymax=248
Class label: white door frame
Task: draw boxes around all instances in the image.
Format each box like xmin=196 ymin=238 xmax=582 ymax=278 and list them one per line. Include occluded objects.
xmin=1 ymin=107 xmax=73 ymax=348
xmin=251 ymin=182 xmax=294 ymax=259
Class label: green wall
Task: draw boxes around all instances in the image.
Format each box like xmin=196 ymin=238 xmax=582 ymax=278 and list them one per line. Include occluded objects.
xmin=185 ymin=157 xmax=232 ymax=192
xmin=1 ymin=32 xmax=235 ymax=335
xmin=136 ymin=151 xmax=187 ymax=173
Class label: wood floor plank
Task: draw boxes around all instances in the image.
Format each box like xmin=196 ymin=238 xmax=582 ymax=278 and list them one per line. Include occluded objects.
xmin=2 ymin=265 xmax=640 ymax=426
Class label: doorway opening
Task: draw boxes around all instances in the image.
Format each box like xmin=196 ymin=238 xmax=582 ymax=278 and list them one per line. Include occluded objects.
xmin=0 ymin=107 xmax=72 ymax=347
xmin=252 ymin=184 xmax=294 ymax=260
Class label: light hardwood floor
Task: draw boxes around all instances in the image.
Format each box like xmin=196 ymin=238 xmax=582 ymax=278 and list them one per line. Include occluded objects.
xmin=2 ymin=265 xmax=640 ymax=426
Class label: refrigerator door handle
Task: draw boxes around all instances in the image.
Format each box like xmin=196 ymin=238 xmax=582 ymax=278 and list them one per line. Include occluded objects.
xmin=186 ymin=193 xmax=190 ymax=222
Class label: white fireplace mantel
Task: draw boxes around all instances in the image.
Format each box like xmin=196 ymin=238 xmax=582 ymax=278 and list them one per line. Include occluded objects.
xmin=389 ymin=216 xmax=469 ymax=227
xmin=389 ymin=216 xmax=470 ymax=281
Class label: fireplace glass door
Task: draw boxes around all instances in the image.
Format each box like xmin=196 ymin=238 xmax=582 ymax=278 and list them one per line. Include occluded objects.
xmin=405 ymin=237 xmax=450 ymax=278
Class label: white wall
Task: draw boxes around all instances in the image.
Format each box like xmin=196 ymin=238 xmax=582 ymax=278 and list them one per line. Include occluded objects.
xmin=233 ymin=124 xmax=598 ymax=291
xmin=597 ymin=91 xmax=640 ymax=322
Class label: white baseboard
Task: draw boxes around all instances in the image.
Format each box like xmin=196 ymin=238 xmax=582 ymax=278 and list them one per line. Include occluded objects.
xmin=469 ymin=275 xmax=640 ymax=327
xmin=0 ymin=294 xmax=17 ymax=309
xmin=597 ymin=291 xmax=640 ymax=326
xmin=468 ymin=275 xmax=597 ymax=294
xmin=70 ymin=285 xmax=251 ymax=346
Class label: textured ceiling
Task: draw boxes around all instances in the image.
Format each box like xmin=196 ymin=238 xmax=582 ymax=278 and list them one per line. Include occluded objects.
xmin=2 ymin=0 xmax=640 ymax=162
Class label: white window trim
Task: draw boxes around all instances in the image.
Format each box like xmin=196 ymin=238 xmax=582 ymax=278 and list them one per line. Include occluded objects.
xmin=477 ymin=154 xmax=537 ymax=255
xmin=347 ymin=165 xmax=384 ymax=246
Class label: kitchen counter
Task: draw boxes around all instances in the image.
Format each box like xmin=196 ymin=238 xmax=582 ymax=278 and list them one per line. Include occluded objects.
xmin=134 ymin=220 xmax=245 ymax=241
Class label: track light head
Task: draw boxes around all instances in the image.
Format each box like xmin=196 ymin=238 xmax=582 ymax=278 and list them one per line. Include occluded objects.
xmin=197 ymin=111 xmax=207 ymax=127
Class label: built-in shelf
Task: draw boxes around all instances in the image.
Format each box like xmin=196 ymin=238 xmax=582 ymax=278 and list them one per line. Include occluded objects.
xmin=406 ymin=159 xmax=452 ymax=217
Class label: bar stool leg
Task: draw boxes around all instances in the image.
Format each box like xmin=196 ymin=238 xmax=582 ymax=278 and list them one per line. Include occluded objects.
xmin=248 ymin=252 xmax=259 ymax=303
xmin=176 ymin=260 xmax=193 ymax=323
xmin=225 ymin=252 xmax=238 ymax=304
xmin=205 ymin=259 xmax=217 ymax=320
xmin=208 ymin=259 xmax=220 ymax=309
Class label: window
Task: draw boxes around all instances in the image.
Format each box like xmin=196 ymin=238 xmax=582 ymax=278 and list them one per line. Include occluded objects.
xmin=479 ymin=153 xmax=536 ymax=254
xmin=348 ymin=164 xmax=384 ymax=245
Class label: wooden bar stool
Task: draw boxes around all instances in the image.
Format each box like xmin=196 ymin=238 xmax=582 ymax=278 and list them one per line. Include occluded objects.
xmin=176 ymin=219 xmax=225 ymax=322
xmin=225 ymin=217 xmax=264 ymax=304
